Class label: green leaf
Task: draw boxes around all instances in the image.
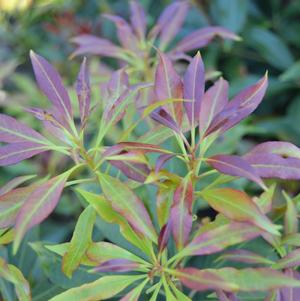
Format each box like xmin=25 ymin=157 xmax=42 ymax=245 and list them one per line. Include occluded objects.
xmin=201 ymin=188 xmax=281 ymax=235
xmin=49 ymin=275 xmax=146 ymax=301
xmin=98 ymin=173 xmax=157 ymax=242
xmin=62 ymin=206 xmax=96 ymax=278
xmin=0 ymin=257 xmax=31 ymax=301
xmin=280 ymin=61 xmax=300 ymax=81
xmin=76 ymin=188 xmax=153 ymax=258
xmin=283 ymin=191 xmax=298 ymax=236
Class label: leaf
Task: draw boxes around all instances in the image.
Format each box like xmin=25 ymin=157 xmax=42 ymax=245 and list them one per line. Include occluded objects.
xmin=0 ymin=113 xmax=49 ymax=144
xmin=13 ymin=172 xmax=71 ymax=254
xmin=62 ymin=206 xmax=96 ymax=278
xmin=49 ymin=275 xmax=146 ymax=301
xmin=170 ymin=176 xmax=194 ymax=249
xmin=246 ymin=141 xmax=300 ymax=160
xmin=280 ymin=61 xmax=300 ymax=81
xmin=156 ymin=0 xmax=189 ymax=49
xmin=206 ymin=154 xmax=266 ymax=189
xmin=103 ymin=14 xmax=138 ymax=51
xmin=0 ymin=185 xmax=37 ymax=228
xmin=246 ymin=27 xmax=294 ymax=70
xmin=273 ymin=249 xmax=300 ymax=269
xmin=0 ymin=175 xmax=35 ymax=196
xmin=206 ymin=73 xmax=268 ymax=136
xmin=210 ymin=0 xmax=247 ymax=33
xmin=282 ymin=233 xmax=300 ymax=247
xmin=98 ymin=173 xmax=157 ymax=242
xmin=0 ymin=142 xmax=50 ymax=166
xmin=30 ymin=51 xmax=73 ymax=125
xmin=175 ymin=267 xmax=300 ymax=292
xmin=71 ymin=35 xmax=127 ymax=59
xmin=279 ymin=270 xmax=300 ymax=301
xmin=171 ymin=26 xmax=240 ymax=53
xmin=201 ymin=188 xmax=280 ymax=235
xmin=283 ymin=192 xmax=298 ymax=236
xmin=129 ymin=0 xmax=146 ymax=40
xmin=76 ymin=189 xmax=153 ymax=256
xmin=179 ymin=222 xmax=261 ymax=257
xmin=199 ymin=77 xmax=228 ymax=134
xmin=217 ymin=249 xmax=275 ymax=265
xmin=0 ymin=257 xmax=31 ymax=301
xmin=154 ymin=51 xmax=183 ymax=125
xmin=76 ymin=57 xmax=90 ymax=124
xmin=253 ymin=184 xmax=276 ymax=214
xmin=183 ymin=52 xmax=204 ymax=126
xmin=216 ymin=291 xmax=240 ymax=301
xmin=158 ymin=222 xmax=172 ymax=253
xmin=245 ymin=153 xmax=300 ymax=180
xmin=86 ymin=242 xmax=149 ymax=266
xmin=92 ymin=259 xmax=142 ymax=273
xmin=150 ymin=108 xmax=181 ymax=133
xmin=120 ymin=278 xmax=148 ymax=301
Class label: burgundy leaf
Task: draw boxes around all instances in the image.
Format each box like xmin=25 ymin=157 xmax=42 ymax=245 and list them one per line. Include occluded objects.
xmin=150 ymin=108 xmax=181 ymax=133
xmin=183 ymin=52 xmax=205 ymax=125
xmin=129 ymin=0 xmax=147 ymax=40
xmin=109 ymin=160 xmax=150 ymax=183
xmin=155 ymin=0 xmax=189 ymax=49
xmin=154 ymin=51 xmax=183 ymax=125
xmin=199 ymin=77 xmax=228 ymax=134
xmin=171 ymin=26 xmax=240 ymax=53
xmin=30 ymin=51 xmax=73 ymax=125
xmin=170 ymin=177 xmax=194 ymax=249
xmin=76 ymin=57 xmax=90 ymax=124
xmin=13 ymin=174 xmax=69 ymax=253
xmin=71 ymin=34 xmax=126 ymax=59
xmin=0 ymin=113 xmax=48 ymax=144
xmin=246 ymin=141 xmax=300 ymax=159
xmin=206 ymin=73 xmax=268 ymax=136
xmin=244 ymin=153 xmax=300 ymax=180
xmin=103 ymin=14 xmax=138 ymax=51
xmin=158 ymin=222 xmax=172 ymax=253
xmin=92 ymin=259 xmax=141 ymax=273
xmin=207 ymin=154 xmax=266 ymax=189
xmin=0 ymin=142 xmax=50 ymax=166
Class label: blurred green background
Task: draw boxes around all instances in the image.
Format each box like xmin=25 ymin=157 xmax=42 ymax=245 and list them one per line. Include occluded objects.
xmin=0 ymin=0 xmax=300 ymax=299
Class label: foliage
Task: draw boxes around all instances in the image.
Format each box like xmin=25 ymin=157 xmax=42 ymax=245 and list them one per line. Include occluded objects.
xmin=1 ymin=1 xmax=300 ymax=300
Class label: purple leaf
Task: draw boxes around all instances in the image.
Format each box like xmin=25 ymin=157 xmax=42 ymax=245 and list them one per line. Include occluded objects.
xmin=71 ymin=34 xmax=126 ymax=59
xmin=244 ymin=153 xmax=300 ymax=180
xmin=155 ymin=0 xmax=189 ymax=49
xmin=170 ymin=176 xmax=194 ymax=249
xmin=155 ymin=153 xmax=174 ymax=172
xmin=0 ymin=185 xmax=37 ymax=228
xmin=0 ymin=142 xmax=50 ymax=166
xmin=0 ymin=175 xmax=35 ymax=196
xmin=273 ymin=249 xmax=300 ymax=269
xmin=218 ymin=249 xmax=275 ymax=265
xmin=30 ymin=51 xmax=73 ymax=126
xmin=183 ymin=222 xmax=262 ymax=256
xmin=103 ymin=14 xmax=138 ymax=51
xmin=109 ymin=160 xmax=150 ymax=183
xmin=207 ymin=154 xmax=266 ymax=189
xmin=171 ymin=26 xmax=240 ymax=53
xmin=13 ymin=174 xmax=69 ymax=253
xmin=76 ymin=57 xmax=90 ymax=124
xmin=279 ymin=270 xmax=300 ymax=300
xmin=92 ymin=259 xmax=141 ymax=273
xmin=0 ymin=113 xmax=48 ymax=144
xmin=217 ymin=291 xmax=240 ymax=301
xmin=154 ymin=51 xmax=183 ymax=125
xmin=183 ymin=52 xmax=204 ymax=125
xmin=246 ymin=141 xmax=300 ymax=159
xmin=206 ymin=74 xmax=268 ymax=136
xmin=129 ymin=0 xmax=147 ymax=40
xmin=199 ymin=77 xmax=228 ymax=134
xmin=150 ymin=108 xmax=181 ymax=133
